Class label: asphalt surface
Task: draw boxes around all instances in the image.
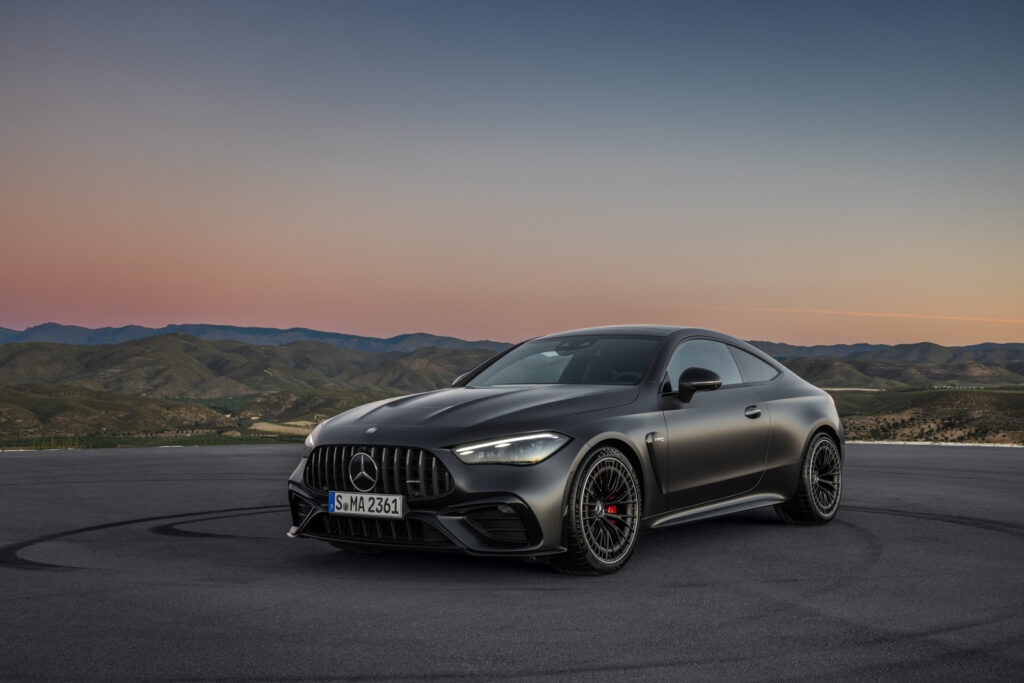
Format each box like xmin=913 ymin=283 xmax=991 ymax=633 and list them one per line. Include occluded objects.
xmin=1 ymin=443 xmax=1023 ymax=681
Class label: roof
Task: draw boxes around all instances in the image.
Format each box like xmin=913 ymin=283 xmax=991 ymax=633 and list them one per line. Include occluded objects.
xmin=535 ymin=324 xmax=687 ymax=339
xmin=523 ymin=326 xmax=783 ymax=369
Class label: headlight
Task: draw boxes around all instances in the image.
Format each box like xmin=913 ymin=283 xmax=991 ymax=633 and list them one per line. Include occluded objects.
xmin=452 ymin=432 xmax=570 ymax=465
xmin=304 ymin=421 xmax=324 ymax=451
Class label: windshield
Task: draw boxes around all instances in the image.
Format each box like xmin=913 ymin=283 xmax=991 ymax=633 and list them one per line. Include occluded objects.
xmin=467 ymin=335 xmax=660 ymax=387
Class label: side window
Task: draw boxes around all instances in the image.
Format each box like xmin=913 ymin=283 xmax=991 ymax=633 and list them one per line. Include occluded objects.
xmin=729 ymin=346 xmax=780 ymax=384
xmin=665 ymin=339 xmax=743 ymax=388
xmin=733 ymin=348 xmax=778 ymax=385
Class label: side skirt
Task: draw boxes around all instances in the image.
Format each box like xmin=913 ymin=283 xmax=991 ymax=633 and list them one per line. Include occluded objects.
xmin=645 ymin=493 xmax=786 ymax=530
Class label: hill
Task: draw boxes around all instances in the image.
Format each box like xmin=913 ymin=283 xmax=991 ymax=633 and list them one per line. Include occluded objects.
xmin=844 ymin=341 xmax=1024 ymax=364
xmin=0 ymin=334 xmax=495 ymax=398
xmin=750 ymin=340 xmax=1024 ymax=364
xmin=5 ymin=324 xmax=1023 ymax=364
xmin=834 ymin=389 xmax=1024 ymax=444
xmin=0 ymin=335 xmax=497 ymax=447
xmin=2 ymin=331 xmax=1024 ymax=447
xmin=784 ymin=357 xmax=1024 ymax=389
xmin=0 ymin=383 xmax=233 ymax=445
xmin=780 ymin=359 xmax=903 ymax=389
xmin=235 ymin=387 xmax=402 ymax=423
xmin=748 ymin=342 xmax=890 ymax=360
xmin=0 ymin=323 xmax=509 ymax=352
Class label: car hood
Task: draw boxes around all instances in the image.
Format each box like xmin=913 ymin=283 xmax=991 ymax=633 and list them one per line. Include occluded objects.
xmin=319 ymin=384 xmax=639 ymax=437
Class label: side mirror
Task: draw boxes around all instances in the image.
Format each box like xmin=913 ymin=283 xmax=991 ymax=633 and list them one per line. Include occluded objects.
xmin=451 ymin=372 xmax=468 ymax=386
xmin=677 ymin=367 xmax=722 ymax=402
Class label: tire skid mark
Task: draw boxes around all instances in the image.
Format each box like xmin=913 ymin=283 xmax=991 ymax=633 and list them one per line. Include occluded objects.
xmin=866 ymin=611 xmax=1023 ymax=646
xmin=168 ymin=615 xmax=1024 ymax=682
xmin=851 ymin=464 xmax=1022 ymax=477
xmin=149 ymin=509 xmax=284 ymax=539
xmin=822 ymin=613 xmax=1024 ymax=682
xmin=0 ymin=505 xmax=288 ymax=571
xmin=844 ymin=504 xmax=1024 ymax=538
xmin=810 ymin=515 xmax=886 ymax=595
xmin=0 ymin=475 xmax=283 ymax=488
xmin=738 ymin=570 xmax=1024 ymax=680
xmin=169 ymin=652 xmax=757 ymax=682
xmin=807 ymin=631 xmax=1024 ymax=683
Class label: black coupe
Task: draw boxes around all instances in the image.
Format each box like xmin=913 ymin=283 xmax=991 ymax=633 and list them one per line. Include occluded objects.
xmin=287 ymin=325 xmax=844 ymax=574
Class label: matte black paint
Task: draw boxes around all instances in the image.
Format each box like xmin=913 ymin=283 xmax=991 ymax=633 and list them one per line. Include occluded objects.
xmin=287 ymin=325 xmax=843 ymax=556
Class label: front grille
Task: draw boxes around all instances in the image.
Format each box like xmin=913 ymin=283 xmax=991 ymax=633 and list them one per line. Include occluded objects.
xmin=308 ymin=513 xmax=454 ymax=547
xmin=304 ymin=445 xmax=454 ymax=499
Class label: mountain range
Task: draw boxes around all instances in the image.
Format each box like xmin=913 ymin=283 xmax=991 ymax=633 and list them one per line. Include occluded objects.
xmin=0 ymin=323 xmax=508 ymax=352
xmin=4 ymin=323 xmax=1024 ymax=364
xmin=748 ymin=340 xmax=1024 ymax=363
xmin=0 ymin=334 xmax=494 ymax=399
xmin=2 ymin=327 xmax=1023 ymax=446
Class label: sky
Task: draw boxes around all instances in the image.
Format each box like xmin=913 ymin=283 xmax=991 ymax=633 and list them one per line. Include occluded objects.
xmin=1 ymin=0 xmax=1022 ymax=345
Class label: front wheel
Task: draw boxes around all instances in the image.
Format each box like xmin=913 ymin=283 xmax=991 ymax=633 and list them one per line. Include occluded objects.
xmin=552 ymin=446 xmax=642 ymax=575
xmin=776 ymin=432 xmax=843 ymax=525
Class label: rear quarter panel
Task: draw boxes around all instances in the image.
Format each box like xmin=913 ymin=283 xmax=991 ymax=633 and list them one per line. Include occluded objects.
xmin=756 ymin=373 xmax=844 ymax=497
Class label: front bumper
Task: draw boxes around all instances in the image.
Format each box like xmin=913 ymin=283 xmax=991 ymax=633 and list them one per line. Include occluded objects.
xmin=286 ymin=444 xmax=572 ymax=556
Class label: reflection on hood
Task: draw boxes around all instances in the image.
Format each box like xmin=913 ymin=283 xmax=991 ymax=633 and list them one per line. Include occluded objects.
xmin=326 ymin=384 xmax=639 ymax=429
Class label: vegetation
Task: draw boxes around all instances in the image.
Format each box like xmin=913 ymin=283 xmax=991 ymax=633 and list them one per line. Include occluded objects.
xmin=0 ymin=336 xmax=491 ymax=449
xmin=784 ymin=357 xmax=1024 ymax=389
xmin=0 ymin=433 xmax=302 ymax=450
xmin=1 ymin=333 xmax=1023 ymax=449
xmin=0 ymin=334 xmax=492 ymax=398
xmin=832 ymin=388 xmax=1024 ymax=444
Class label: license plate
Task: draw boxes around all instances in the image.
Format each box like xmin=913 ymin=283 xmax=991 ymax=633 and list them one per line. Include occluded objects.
xmin=328 ymin=491 xmax=404 ymax=519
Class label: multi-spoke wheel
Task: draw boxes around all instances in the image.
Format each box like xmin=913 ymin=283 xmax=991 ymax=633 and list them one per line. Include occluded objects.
xmin=552 ymin=446 xmax=642 ymax=575
xmin=776 ymin=432 xmax=843 ymax=525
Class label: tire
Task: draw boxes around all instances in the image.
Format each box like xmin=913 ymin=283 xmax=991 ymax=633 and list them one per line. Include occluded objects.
xmin=329 ymin=542 xmax=387 ymax=554
xmin=776 ymin=432 xmax=843 ymax=525
xmin=551 ymin=446 xmax=642 ymax=575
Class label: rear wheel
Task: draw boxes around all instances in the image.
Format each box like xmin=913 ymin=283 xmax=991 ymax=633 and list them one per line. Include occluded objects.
xmin=552 ymin=446 xmax=642 ymax=575
xmin=776 ymin=432 xmax=842 ymax=525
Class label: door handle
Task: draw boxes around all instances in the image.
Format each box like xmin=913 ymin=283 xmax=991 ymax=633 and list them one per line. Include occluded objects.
xmin=744 ymin=405 xmax=761 ymax=419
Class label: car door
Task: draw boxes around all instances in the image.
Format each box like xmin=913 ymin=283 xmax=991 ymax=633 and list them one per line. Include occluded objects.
xmin=662 ymin=338 xmax=771 ymax=509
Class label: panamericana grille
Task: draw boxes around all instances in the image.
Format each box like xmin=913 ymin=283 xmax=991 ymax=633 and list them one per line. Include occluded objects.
xmin=304 ymin=445 xmax=454 ymax=499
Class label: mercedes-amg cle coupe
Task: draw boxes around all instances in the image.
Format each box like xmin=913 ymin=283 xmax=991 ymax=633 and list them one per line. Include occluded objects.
xmin=287 ymin=325 xmax=844 ymax=574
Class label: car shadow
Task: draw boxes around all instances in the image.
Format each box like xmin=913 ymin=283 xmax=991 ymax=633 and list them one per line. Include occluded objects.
xmin=279 ymin=508 xmax=786 ymax=582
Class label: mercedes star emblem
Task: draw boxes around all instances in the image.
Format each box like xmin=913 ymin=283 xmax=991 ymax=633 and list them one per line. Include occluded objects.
xmin=348 ymin=452 xmax=378 ymax=492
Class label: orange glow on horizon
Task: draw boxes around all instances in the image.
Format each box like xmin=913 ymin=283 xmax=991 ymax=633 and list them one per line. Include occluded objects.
xmin=1 ymin=3 xmax=1022 ymax=348
xmin=708 ymin=307 xmax=1024 ymax=326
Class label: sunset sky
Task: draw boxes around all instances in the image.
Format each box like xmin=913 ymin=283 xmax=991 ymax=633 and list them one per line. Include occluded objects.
xmin=1 ymin=1 xmax=1022 ymax=345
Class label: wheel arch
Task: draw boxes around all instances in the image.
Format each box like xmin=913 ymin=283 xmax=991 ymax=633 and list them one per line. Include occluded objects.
xmin=559 ymin=433 xmax=649 ymax=524
xmin=804 ymin=421 xmax=844 ymax=461
xmin=776 ymin=420 xmax=844 ymax=524
xmin=594 ymin=437 xmax=646 ymax=504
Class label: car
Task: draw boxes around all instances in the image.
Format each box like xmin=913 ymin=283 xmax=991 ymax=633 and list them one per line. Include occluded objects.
xmin=286 ymin=325 xmax=844 ymax=574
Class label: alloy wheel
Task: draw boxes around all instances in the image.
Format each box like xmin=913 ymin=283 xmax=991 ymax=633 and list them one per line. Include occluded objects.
xmin=809 ymin=436 xmax=842 ymax=517
xmin=578 ymin=453 xmax=640 ymax=564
